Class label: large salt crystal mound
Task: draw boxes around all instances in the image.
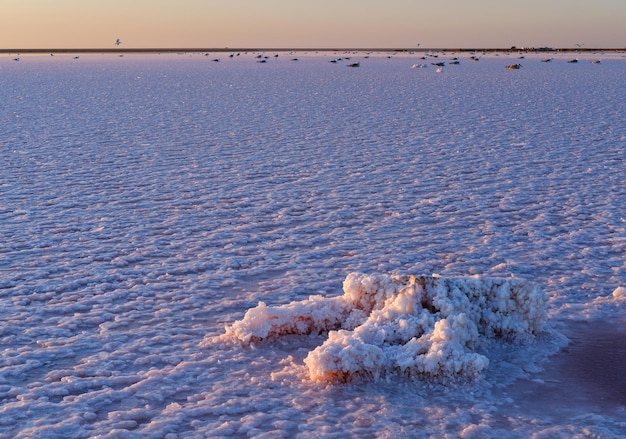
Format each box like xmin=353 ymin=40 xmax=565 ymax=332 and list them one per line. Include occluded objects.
xmin=215 ymin=272 xmax=548 ymax=382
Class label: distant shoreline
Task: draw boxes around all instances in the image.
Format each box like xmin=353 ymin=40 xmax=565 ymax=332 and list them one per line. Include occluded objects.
xmin=1 ymin=47 xmax=624 ymax=55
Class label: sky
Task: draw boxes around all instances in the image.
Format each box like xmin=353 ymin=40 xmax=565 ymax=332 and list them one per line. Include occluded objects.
xmin=1 ymin=0 xmax=624 ymax=49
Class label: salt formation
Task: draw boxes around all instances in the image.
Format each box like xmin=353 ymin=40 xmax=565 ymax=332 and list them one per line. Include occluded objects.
xmin=612 ymin=286 xmax=626 ymax=298
xmin=216 ymin=273 xmax=548 ymax=382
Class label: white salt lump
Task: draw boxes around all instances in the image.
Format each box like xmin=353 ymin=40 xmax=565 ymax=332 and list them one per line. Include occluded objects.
xmin=214 ymin=272 xmax=547 ymax=382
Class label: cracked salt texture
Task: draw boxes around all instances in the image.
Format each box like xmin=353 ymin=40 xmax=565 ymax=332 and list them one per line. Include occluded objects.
xmin=1 ymin=50 xmax=625 ymax=438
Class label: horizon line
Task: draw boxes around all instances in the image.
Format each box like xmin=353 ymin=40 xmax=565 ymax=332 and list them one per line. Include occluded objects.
xmin=2 ymin=47 xmax=625 ymax=54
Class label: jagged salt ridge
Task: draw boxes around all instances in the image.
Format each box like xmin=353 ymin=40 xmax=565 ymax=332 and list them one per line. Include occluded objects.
xmin=212 ymin=272 xmax=547 ymax=382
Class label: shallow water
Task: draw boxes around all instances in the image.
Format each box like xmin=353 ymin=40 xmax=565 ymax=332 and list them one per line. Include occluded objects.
xmin=1 ymin=51 xmax=625 ymax=438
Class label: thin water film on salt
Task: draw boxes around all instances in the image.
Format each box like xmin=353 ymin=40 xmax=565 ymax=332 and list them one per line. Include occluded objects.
xmin=209 ymin=272 xmax=547 ymax=383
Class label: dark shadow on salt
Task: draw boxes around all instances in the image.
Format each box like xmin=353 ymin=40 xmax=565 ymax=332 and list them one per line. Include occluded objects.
xmin=507 ymin=318 xmax=626 ymax=415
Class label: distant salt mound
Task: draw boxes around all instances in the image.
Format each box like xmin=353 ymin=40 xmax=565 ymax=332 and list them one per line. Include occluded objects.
xmin=213 ymin=273 xmax=547 ymax=382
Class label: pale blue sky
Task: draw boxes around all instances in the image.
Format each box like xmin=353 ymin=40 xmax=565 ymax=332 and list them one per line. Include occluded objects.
xmin=2 ymin=0 xmax=624 ymax=49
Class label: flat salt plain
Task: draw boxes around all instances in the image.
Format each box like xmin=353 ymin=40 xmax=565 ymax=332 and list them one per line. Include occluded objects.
xmin=1 ymin=49 xmax=625 ymax=438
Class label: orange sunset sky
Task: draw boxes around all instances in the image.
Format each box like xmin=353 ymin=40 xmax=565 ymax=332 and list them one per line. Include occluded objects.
xmin=1 ymin=0 xmax=624 ymax=49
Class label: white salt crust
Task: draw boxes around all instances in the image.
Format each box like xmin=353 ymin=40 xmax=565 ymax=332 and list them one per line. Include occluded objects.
xmin=2 ymin=52 xmax=624 ymax=438
xmin=216 ymin=272 xmax=547 ymax=382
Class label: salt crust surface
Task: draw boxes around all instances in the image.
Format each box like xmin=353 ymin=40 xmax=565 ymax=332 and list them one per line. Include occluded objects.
xmin=1 ymin=51 xmax=625 ymax=438
xmin=216 ymin=272 xmax=547 ymax=382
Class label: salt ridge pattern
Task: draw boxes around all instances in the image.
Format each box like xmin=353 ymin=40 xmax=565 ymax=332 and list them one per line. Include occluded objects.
xmin=1 ymin=51 xmax=625 ymax=438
